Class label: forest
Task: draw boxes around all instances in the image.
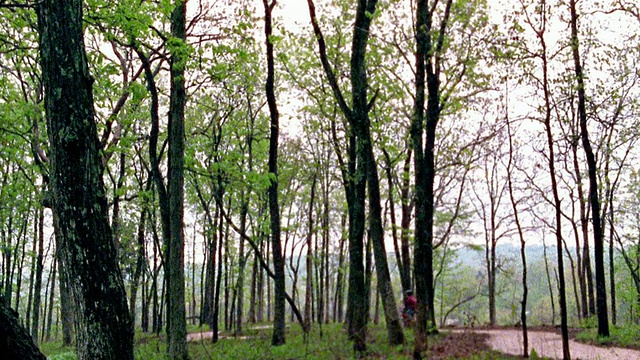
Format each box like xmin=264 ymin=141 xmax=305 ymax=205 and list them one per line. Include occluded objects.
xmin=1 ymin=0 xmax=640 ymax=359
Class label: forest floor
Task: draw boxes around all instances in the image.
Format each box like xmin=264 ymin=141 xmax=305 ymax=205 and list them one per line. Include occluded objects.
xmin=186 ymin=326 xmax=640 ymax=359
xmin=448 ymin=326 xmax=640 ymax=359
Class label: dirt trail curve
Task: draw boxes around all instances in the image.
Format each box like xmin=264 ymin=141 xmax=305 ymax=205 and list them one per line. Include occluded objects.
xmin=465 ymin=329 xmax=640 ymax=360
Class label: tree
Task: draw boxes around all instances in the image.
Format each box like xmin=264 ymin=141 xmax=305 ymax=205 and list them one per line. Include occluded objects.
xmin=35 ymin=0 xmax=133 ymax=358
xmin=306 ymin=0 xmax=405 ymax=350
xmin=532 ymin=0 xmax=570 ymax=356
xmin=410 ymin=0 xmax=453 ymax=356
xmin=166 ymin=0 xmax=189 ymax=357
xmin=568 ymin=0 xmax=609 ymax=338
xmin=471 ymin=133 xmax=511 ymax=327
xmin=506 ymin=115 xmax=529 ymax=358
xmin=263 ymin=0 xmax=286 ymax=346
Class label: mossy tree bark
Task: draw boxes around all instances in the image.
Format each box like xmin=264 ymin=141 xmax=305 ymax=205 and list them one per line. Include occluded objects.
xmin=35 ymin=0 xmax=133 ymax=358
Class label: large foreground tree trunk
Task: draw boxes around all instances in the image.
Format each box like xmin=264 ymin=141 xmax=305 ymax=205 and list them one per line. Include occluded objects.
xmin=166 ymin=1 xmax=189 ymax=358
xmin=35 ymin=0 xmax=133 ymax=358
xmin=0 ymin=295 xmax=45 ymax=360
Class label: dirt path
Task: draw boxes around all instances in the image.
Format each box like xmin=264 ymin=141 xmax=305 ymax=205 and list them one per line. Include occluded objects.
xmin=465 ymin=329 xmax=640 ymax=360
xmin=186 ymin=331 xmax=260 ymax=342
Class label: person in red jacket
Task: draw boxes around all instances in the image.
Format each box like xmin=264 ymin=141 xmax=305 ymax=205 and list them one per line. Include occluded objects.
xmin=402 ymin=290 xmax=417 ymax=327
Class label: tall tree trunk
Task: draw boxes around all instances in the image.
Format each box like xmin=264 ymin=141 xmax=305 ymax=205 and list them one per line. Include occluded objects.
xmin=201 ymin=218 xmax=215 ymax=328
xmin=399 ymin=147 xmax=413 ymax=292
xmin=506 ymin=117 xmax=528 ymax=357
xmin=383 ymin=150 xmax=403 ymax=290
xmin=2 ymin=218 xmax=13 ymax=308
xmin=607 ymin=183 xmax=617 ymax=325
xmin=141 ymin=270 xmax=149 ymax=332
xmin=43 ymin=253 xmax=55 ymax=342
xmin=333 ymin=211 xmax=347 ymax=323
xmin=129 ymin=205 xmax=149 ymax=329
xmin=304 ymin=175 xmax=317 ymax=332
xmin=35 ymin=0 xmax=133 ymax=357
xmin=306 ymin=0 xmax=386 ymax=351
xmin=411 ymin=1 xmax=453 ymax=357
xmin=263 ymin=0 xmax=286 ymax=346
xmin=212 ymin=204 xmax=225 ymax=343
xmin=316 ymin=222 xmax=324 ymax=329
xmin=151 ymin=227 xmax=161 ymax=335
xmin=568 ymin=0 xmax=608 ymax=338
xmin=249 ymin=253 xmax=258 ymax=324
xmin=111 ymin=152 xmax=126 ymax=254
xmin=15 ymin=219 xmax=28 ymax=313
xmin=25 ymin=210 xmax=37 ymax=333
xmin=195 ymin=179 xmax=217 ymax=330
xmin=566 ymin=125 xmax=587 ymax=320
xmin=235 ymin=124 xmax=255 ymax=334
xmin=539 ymin=3 xmax=570 ymax=354
xmin=322 ymin=171 xmax=331 ymax=325
xmin=224 ymin=237 xmax=230 ymax=331
xmin=576 ymin=151 xmax=596 ymax=316
xmin=30 ymin=208 xmax=44 ymax=344
xmin=364 ymin=233 xmax=372 ymax=324
xmin=363 ymin=141 xmax=405 ymax=344
xmin=165 ymin=0 xmax=189 ymax=354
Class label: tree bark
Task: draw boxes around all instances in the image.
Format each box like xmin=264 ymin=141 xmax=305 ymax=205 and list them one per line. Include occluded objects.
xmin=304 ymin=175 xmax=317 ymax=332
xmin=264 ymin=0 xmax=286 ymax=346
xmin=333 ymin=211 xmax=347 ymax=323
xmin=57 ymin=251 xmax=75 ymax=345
xmin=166 ymin=1 xmax=189 ymax=357
xmin=35 ymin=0 xmax=133 ymax=357
xmin=129 ymin=201 xmax=149 ymax=330
xmin=43 ymin=255 xmax=55 ymax=342
xmin=411 ymin=1 xmax=453 ymax=357
xmin=30 ymin=208 xmax=44 ymax=343
xmin=0 ymin=294 xmax=46 ymax=360
xmin=350 ymin=0 xmax=404 ymax=345
xmin=235 ymin=122 xmax=255 ymax=335
xmin=506 ymin=118 xmax=528 ymax=357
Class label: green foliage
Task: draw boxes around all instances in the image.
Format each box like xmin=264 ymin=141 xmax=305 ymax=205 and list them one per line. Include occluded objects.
xmin=43 ymin=323 xmax=543 ymax=360
xmin=48 ymin=353 xmax=77 ymax=360
xmin=530 ymin=348 xmax=539 ymax=359
xmin=40 ymin=342 xmax=76 ymax=359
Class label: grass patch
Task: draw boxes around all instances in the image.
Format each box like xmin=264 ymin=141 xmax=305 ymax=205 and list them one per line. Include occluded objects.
xmin=40 ymin=341 xmax=76 ymax=360
xmin=575 ymin=324 xmax=640 ymax=349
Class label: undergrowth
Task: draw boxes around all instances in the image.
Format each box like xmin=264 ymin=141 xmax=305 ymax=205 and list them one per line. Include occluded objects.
xmin=575 ymin=323 xmax=640 ymax=349
xmin=40 ymin=322 xmax=541 ymax=359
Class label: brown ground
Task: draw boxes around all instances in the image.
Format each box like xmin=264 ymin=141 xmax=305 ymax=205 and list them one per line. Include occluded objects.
xmin=428 ymin=330 xmax=500 ymax=359
xmin=443 ymin=327 xmax=640 ymax=359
